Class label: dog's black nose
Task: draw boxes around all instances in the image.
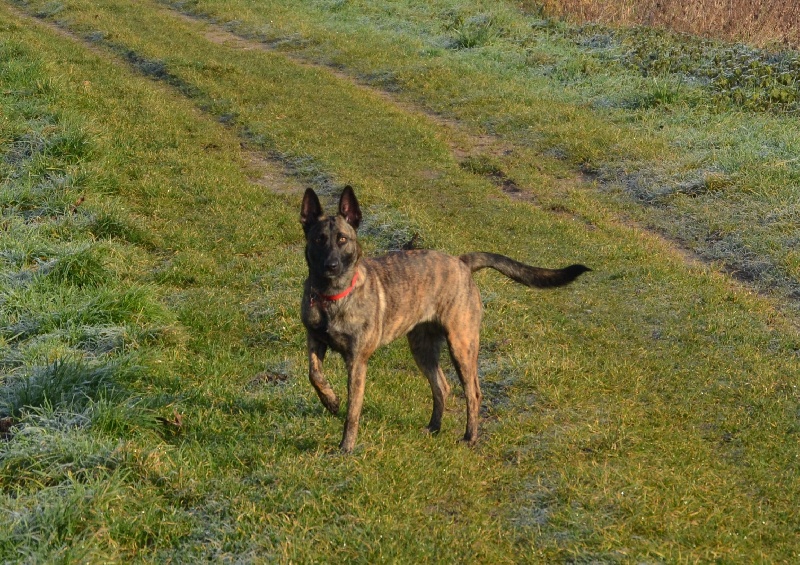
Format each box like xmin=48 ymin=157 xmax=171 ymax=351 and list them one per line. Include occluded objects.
xmin=324 ymin=258 xmax=340 ymax=271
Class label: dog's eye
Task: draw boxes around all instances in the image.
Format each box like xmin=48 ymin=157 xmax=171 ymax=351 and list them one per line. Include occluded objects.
xmin=314 ymin=235 xmax=325 ymax=244
xmin=337 ymin=235 xmax=347 ymax=244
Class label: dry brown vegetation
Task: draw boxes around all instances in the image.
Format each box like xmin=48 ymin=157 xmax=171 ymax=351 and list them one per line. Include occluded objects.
xmin=528 ymin=0 xmax=800 ymax=48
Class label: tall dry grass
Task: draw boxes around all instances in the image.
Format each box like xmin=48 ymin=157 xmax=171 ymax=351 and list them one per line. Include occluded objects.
xmin=527 ymin=0 xmax=800 ymax=48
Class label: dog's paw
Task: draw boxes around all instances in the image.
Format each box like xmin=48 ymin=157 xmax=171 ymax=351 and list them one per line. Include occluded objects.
xmin=460 ymin=433 xmax=479 ymax=447
xmin=422 ymin=424 xmax=441 ymax=435
xmin=322 ymin=396 xmax=340 ymax=415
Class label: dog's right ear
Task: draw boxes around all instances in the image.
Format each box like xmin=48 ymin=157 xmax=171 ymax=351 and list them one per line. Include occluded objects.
xmin=300 ymin=188 xmax=323 ymax=234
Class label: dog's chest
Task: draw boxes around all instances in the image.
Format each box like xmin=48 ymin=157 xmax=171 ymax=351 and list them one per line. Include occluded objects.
xmin=302 ymin=299 xmax=357 ymax=352
xmin=308 ymin=319 xmax=355 ymax=355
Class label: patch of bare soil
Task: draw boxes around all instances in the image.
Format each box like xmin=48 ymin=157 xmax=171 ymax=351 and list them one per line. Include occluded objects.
xmin=241 ymin=149 xmax=305 ymax=195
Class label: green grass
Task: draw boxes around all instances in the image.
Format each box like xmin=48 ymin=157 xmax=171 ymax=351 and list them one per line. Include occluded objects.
xmin=1 ymin=0 xmax=799 ymax=562
xmin=0 ymin=17 xmax=188 ymax=561
xmin=154 ymin=0 xmax=800 ymax=304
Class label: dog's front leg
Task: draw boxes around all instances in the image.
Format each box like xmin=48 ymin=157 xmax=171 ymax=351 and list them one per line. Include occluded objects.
xmin=340 ymin=354 xmax=369 ymax=453
xmin=307 ymin=333 xmax=340 ymax=414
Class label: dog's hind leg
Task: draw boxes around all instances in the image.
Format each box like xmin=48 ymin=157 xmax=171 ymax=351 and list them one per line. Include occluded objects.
xmin=408 ymin=324 xmax=451 ymax=434
xmin=447 ymin=330 xmax=482 ymax=445
xmin=307 ymin=334 xmax=340 ymax=415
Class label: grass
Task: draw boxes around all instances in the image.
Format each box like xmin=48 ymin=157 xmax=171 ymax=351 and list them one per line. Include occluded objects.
xmin=154 ymin=0 xmax=800 ymax=305
xmin=0 ymin=17 xmax=187 ymax=560
xmin=1 ymin=0 xmax=799 ymax=562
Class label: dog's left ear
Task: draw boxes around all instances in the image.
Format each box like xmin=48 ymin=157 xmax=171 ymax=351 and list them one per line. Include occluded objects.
xmin=338 ymin=185 xmax=362 ymax=229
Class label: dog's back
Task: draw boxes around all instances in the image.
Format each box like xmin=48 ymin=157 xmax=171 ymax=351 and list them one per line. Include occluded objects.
xmin=363 ymin=250 xmax=482 ymax=346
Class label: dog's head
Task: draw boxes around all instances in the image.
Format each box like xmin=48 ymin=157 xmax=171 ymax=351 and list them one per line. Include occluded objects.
xmin=300 ymin=186 xmax=362 ymax=281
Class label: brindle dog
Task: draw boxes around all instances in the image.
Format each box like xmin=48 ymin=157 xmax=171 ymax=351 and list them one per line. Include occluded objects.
xmin=300 ymin=186 xmax=589 ymax=452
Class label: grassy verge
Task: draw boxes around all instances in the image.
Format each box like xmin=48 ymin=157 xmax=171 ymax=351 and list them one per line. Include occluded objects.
xmin=2 ymin=0 xmax=800 ymax=562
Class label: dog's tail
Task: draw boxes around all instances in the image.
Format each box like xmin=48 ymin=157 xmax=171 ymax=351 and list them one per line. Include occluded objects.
xmin=459 ymin=252 xmax=590 ymax=289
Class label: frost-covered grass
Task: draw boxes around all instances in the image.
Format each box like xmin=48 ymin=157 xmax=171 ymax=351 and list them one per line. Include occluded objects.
xmin=2 ymin=1 xmax=799 ymax=561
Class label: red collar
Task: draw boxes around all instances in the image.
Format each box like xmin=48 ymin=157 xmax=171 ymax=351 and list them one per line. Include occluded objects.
xmin=311 ymin=271 xmax=359 ymax=307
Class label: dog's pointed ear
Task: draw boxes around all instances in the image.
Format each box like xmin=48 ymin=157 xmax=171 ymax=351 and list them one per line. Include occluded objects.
xmin=300 ymin=188 xmax=323 ymax=233
xmin=338 ymin=185 xmax=362 ymax=229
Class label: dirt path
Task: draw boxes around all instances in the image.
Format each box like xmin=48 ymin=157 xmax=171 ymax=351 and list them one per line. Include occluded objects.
xmin=163 ymin=7 xmax=800 ymax=314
